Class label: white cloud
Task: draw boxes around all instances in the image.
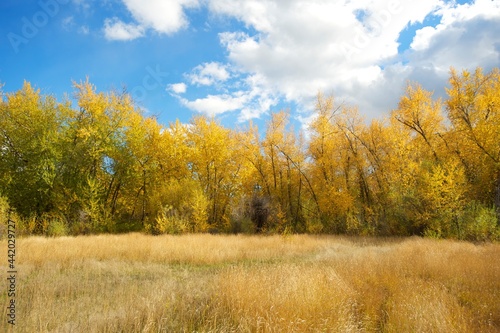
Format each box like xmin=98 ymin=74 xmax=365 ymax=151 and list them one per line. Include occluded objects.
xmin=123 ymin=0 xmax=199 ymax=34
xmin=165 ymin=0 xmax=500 ymax=123
xmin=104 ymin=0 xmax=199 ymax=39
xmin=206 ymin=0 xmax=445 ymax=120
xmin=395 ymin=0 xmax=500 ymax=105
xmin=188 ymin=62 xmax=230 ymax=86
xmin=104 ymin=17 xmax=144 ymax=40
xmin=237 ymin=74 xmax=279 ymax=121
xmin=206 ymin=0 xmax=500 ymax=120
xmin=171 ymin=69 xmax=278 ymax=120
xmin=412 ymin=0 xmax=500 ymax=52
xmin=207 ymin=0 xmax=275 ymax=32
xmin=411 ymin=26 xmax=438 ymax=51
xmin=168 ymin=83 xmax=187 ymax=94
xmin=179 ymin=93 xmax=247 ymax=117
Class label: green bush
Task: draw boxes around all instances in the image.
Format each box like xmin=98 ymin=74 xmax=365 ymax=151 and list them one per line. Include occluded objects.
xmin=228 ymin=216 xmax=255 ymax=234
xmin=146 ymin=205 xmax=189 ymax=235
xmin=0 ymin=197 xmax=30 ymax=237
xmin=460 ymin=202 xmax=499 ymax=241
xmin=45 ymin=214 xmax=69 ymax=237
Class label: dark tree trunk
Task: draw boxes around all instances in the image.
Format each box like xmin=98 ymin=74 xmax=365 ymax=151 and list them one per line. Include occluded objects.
xmin=251 ymin=196 xmax=268 ymax=233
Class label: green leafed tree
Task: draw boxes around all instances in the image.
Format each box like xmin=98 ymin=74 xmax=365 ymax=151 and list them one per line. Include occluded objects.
xmin=0 ymin=82 xmax=65 ymax=232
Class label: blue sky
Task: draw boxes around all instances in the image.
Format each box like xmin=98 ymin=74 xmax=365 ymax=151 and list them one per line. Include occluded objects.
xmin=1 ymin=0 xmax=499 ymax=130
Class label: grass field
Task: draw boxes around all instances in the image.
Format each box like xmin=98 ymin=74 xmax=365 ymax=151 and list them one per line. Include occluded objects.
xmin=1 ymin=233 xmax=499 ymax=332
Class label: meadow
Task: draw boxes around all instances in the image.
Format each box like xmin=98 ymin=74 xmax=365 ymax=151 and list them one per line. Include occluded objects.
xmin=0 ymin=233 xmax=499 ymax=332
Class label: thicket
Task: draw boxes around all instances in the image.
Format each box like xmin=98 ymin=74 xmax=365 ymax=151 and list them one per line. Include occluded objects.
xmin=0 ymin=67 xmax=499 ymax=240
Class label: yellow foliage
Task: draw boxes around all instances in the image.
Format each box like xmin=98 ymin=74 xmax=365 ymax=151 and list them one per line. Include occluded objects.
xmin=1 ymin=69 xmax=499 ymax=238
xmin=191 ymin=190 xmax=209 ymax=232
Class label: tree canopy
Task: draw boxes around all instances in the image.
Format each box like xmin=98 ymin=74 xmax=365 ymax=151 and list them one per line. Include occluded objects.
xmin=1 ymin=68 xmax=499 ymax=240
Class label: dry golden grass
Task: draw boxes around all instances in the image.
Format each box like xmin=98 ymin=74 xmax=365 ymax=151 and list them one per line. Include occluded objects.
xmin=0 ymin=233 xmax=498 ymax=332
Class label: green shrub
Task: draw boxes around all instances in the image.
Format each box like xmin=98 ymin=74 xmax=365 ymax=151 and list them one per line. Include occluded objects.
xmin=146 ymin=205 xmax=189 ymax=235
xmin=45 ymin=214 xmax=69 ymax=237
xmin=424 ymin=227 xmax=443 ymax=239
xmin=228 ymin=216 xmax=255 ymax=234
xmin=460 ymin=202 xmax=499 ymax=241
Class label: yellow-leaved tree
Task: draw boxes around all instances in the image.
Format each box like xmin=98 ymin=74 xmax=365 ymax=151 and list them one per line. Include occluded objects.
xmin=187 ymin=116 xmax=241 ymax=231
xmin=0 ymin=82 xmax=64 ymax=233
xmin=63 ymin=80 xmax=135 ymax=233
xmin=308 ymin=95 xmax=355 ymax=233
xmin=446 ymin=68 xmax=500 ymax=208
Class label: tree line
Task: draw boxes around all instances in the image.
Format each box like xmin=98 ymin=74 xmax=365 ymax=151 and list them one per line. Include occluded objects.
xmin=1 ymin=67 xmax=499 ymax=240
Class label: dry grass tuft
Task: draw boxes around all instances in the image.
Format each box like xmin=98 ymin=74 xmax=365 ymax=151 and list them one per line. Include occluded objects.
xmin=0 ymin=234 xmax=498 ymax=332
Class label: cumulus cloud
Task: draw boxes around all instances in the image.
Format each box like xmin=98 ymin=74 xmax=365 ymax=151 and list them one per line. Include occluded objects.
xmin=387 ymin=0 xmax=500 ymax=106
xmin=179 ymin=93 xmax=247 ymax=117
xmin=168 ymin=83 xmax=187 ymax=94
xmin=168 ymin=0 xmax=500 ymax=122
xmin=99 ymin=0 xmax=499 ymax=121
xmin=206 ymin=0 xmax=448 ymax=118
xmin=121 ymin=0 xmax=199 ymax=34
xmin=188 ymin=62 xmax=230 ymax=86
xmin=103 ymin=0 xmax=199 ymax=40
xmin=170 ymin=71 xmax=279 ymax=120
xmin=214 ymin=0 xmax=499 ymax=119
xmin=104 ymin=17 xmax=144 ymax=40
